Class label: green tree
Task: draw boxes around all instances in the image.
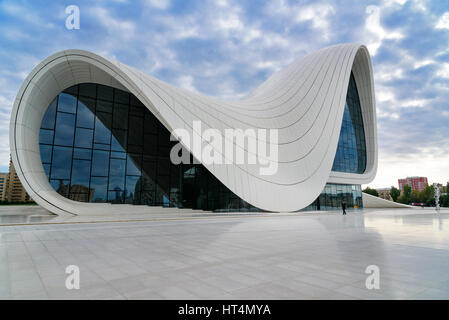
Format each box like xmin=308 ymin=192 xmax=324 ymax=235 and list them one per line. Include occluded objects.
xmin=398 ymin=184 xmax=412 ymax=204
xmin=390 ymin=186 xmax=400 ymax=202
xmin=363 ymin=187 xmax=379 ymax=197
xmin=420 ymin=184 xmax=434 ymax=206
xmin=411 ymin=190 xmax=420 ymax=203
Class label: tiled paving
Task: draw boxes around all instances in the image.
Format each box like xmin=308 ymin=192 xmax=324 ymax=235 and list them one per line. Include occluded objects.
xmin=1 ymin=206 xmax=449 ymax=300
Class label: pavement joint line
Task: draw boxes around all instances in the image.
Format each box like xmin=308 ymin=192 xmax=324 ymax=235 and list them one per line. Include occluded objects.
xmin=0 ymin=212 xmax=350 ymax=227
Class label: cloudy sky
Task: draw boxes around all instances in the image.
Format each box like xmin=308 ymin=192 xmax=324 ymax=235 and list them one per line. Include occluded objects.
xmin=0 ymin=0 xmax=448 ymax=188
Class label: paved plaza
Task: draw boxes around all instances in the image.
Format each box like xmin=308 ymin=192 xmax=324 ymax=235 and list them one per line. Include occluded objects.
xmin=1 ymin=206 xmax=449 ymax=300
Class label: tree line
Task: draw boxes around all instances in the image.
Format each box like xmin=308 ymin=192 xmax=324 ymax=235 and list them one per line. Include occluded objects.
xmin=363 ymin=183 xmax=449 ymax=207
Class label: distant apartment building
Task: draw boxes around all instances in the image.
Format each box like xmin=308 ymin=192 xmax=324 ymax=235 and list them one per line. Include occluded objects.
xmin=4 ymin=159 xmax=32 ymax=202
xmin=398 ymin=176 xmax=428 ymax=192
xmin=0 ymin=173 xmax=7 ymax=201
xmin=376 ymin=188 xmax=392 ymax=201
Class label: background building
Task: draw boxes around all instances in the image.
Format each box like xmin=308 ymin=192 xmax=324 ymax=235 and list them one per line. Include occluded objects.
xmin=4 ymin=159 xmax=32 ymax=203
xmin=0 ymin=173 xmax=7 ymax=201
xmin=398 ymin=177 xmax=428 ymax=192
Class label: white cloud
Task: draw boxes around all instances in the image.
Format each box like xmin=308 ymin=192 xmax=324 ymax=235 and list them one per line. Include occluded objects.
xmin=436 ymin=63 xmax=449 ymax=78
xmin=296 ymin=4 xmax=335 ymax=40
xmin=364 ymin=5 xmax=404 ymax=56
xmin=177 ymin=75 xmax=198 ymax=93
xmin=265 ymin=1 xmax=336 ymax=41
xmin=145 ymin=0 xmax=171 ymax=10
xmin=414 ymin=59 xmax=435 ymax=69
xmin=90 ymin=7 xmax=135 ymax=40
xmin=398 ymin=98 xmax=432 ymax=108
xmin=436 ymin=12 xmax=449 ymax=30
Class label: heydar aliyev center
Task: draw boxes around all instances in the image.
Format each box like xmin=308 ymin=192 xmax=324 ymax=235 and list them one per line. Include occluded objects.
xmin=9 ymin=43 xmax=377 ymax=216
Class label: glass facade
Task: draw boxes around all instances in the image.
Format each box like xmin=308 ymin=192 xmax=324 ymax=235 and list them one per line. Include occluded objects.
xmin=39 ymin=80 xmax=366 ymax=212
xmin=303 ymin=183 xmax=363 ymax=211
xmin=332 ymin=72 xmax=367 ymax=174
xmin=39 ymin=83 xmax=258 ymax=212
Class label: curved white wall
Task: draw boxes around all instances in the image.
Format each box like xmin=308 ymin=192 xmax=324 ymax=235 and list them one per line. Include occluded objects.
xmin=10 ymin=43 xmax=377 ymax=215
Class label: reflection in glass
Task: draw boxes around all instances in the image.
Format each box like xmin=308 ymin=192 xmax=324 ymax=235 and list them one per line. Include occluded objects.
xmin=50 ymin=146 xmax=72 ymax=179
xmin=92 ymin=150 xmax=109 ymax=177
xmin=76 ymin=98 xmax=95 ymax=128
xmin=41 ymin=99 xmax=57 ymax=129
xmin=71 ymin=160 xmax=91 ymax=188
xmin=332 ymin=72 xmax=367 ymax=174
xmin=40 ymin=129 xmax=53 ymax=145
xmin=54 ymin=112 xmax=75 ymax=146
xmin=57 ymin=93 xmax=77 ymax=114
xmin=74 ymin=128 xmax=93 ymax=149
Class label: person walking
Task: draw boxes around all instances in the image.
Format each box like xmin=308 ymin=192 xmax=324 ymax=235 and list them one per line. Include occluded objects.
xmin=341 ymin=200 xmax=347 ymax=215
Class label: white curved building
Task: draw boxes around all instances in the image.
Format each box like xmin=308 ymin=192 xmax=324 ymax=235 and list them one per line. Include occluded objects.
xmin=10 ymin=43 xmax=377 ymax=216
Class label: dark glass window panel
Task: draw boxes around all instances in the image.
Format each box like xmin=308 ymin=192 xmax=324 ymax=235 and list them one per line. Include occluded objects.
xmin=128 ymin=116 xmax=143 ymax=146
xmin=108 ymin=159 xmax=125 ymax=191
xmin=93 ymin=143 xmax=110 ymax=151
xmin=108 ymin=191 xmax=124 ymax=204
xmin=57 ymin=93 xmax=77 ymax=114
xmin=90 ymin=177 xmax=108 ymax=203
xmin=97 ymin=85 xmax=113 ymax=102
xmin=158 ymin=145 xmax=171 ymax=157
xmin=50 ymin=146 xmax=72 ymax=179
xmin=71 ymin=159 xmax=91 ymax=189
xmin=96 ymin=100 xmax=113 ymax=113
xmin=41 ymin=98 xmax=57 ymax=129
xmin=126 ymin=154 xmax=142 ymax=176
xmin=142 ymin=157 xmax=157 ymax=178
xmin=91 ymin=150 xmax=109 ymax=177
xmin=111 ymin=151 xmax=126 ymax=159
xmin=130 ymin=95 xmax=143 ymax=106
xmin=39 ymin=129 xmax=54 ymax=145
xmin=125 ymin=175 xmax=141 ymax=204
xmin=142 ymin=174 xmax=156 ymax=191
xmin=54 ymin=112 xmax=75 ymax=146
xmin=63 ymin=85 xmax=78 ymax=95
xmin=73 ymin=148 xmax=91 ymax=160
xmin=113 ymin=104 xmax=128 ymax=129
xmin=114 ymin=90 xmax=129 ymax=104
xmin=78 ymin=83 xmax=96 ymax=99
xmin=144 ymin=115 xmax=158 ymax=134
xmin=141 ymin=189 xmax=155 ymax=205
xmin=40 ymin=144 xmax=53 ymax=164
xmin=143 ymin=134 xmax=158 ymax=155
xmin=74 ymin=128 xmax=93 ymax=149
xmin=50 ymin=179 xmax=70 ymax=197
xmin=76 ymin=98 xmax=95 ymax=128
xmin=157 ymin=159 xmax=170 ymax=176
xmin=130 ymin=105 xmax=144 ymax=117
xmin=94 ymin=112 xmax=112 ymax=144
xmin=157 ymin=175 xmax=170 ymax=193
xmin=111 ymin=129 xmax=127 ymax=152
xmin=127 ymin=145 xmax=143 ymax=154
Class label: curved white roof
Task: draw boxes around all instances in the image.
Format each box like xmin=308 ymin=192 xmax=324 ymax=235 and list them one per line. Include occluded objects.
xmin=10 ymin=43 xmax=377 ymax=215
